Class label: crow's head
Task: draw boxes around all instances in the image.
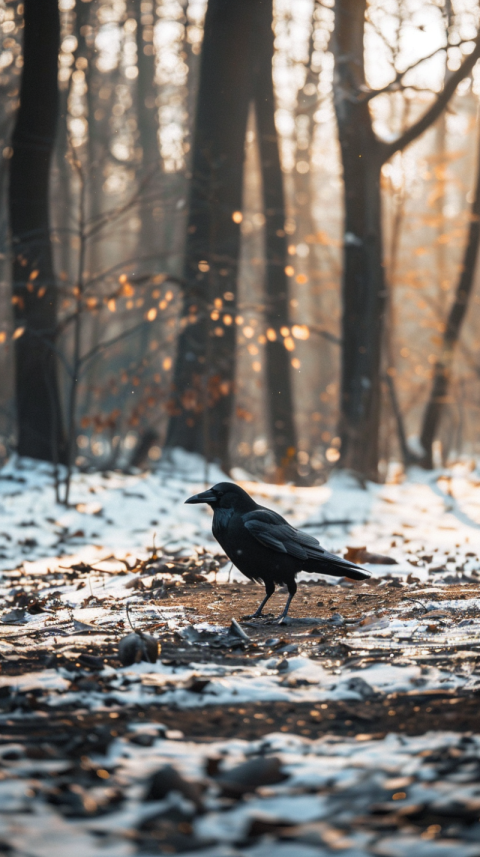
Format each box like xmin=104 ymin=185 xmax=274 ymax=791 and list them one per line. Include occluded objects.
xmin=185 ymin=482 xmax=256 ymax=511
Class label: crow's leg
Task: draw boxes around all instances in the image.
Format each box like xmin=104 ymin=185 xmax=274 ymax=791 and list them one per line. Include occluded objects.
xmin=277 ymin=578 xmax=297 ymax=622
xmin=241 ymin=579 xmax=275 ymax=620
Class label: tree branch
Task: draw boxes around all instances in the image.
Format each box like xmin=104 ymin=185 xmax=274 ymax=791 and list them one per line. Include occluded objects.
xmin=365 ymin=44 xmax=448 ymax=102
xmin=78 ymin=320 xmax=152 ymax=369
xmin=381 ymin=37 xmax=480 ymax=162
xmin=82 ymin=254 xmax=182 ymax=292
xmin=83 ymin=168 xmax=157 ymax=239
xmin=309 ymin=323 xmax=342 ymax=345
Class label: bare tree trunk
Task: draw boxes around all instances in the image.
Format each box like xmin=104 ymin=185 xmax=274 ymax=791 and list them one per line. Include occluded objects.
xmin=419 ymin=123 xmax=480 ymax=467
xmin=167 ymin=0 xmax=297 ymax=475
xmin=135 ymin=0 xmax=159 ymax=258
xmin=76 ymin=1 xmax=105 ymax=277
xmin=9 ymin=0 xmax=66 ymax=462
xmin=332 ymin=0 xmax=386 ymax=479
xmin=292 ymin=9 xmax=319 ymax=284
xmin=55 ymin=85 xmax=72 ymax=280
xmin=383 ymin=101 xmax=411 ymax=469
xmin=166 ymin=0 xmax=254 ymax=468
xmin=253 ymin=0 xmax=297 ymax=478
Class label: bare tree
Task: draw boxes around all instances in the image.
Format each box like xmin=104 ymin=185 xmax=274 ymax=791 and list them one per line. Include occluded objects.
xmin=55 ymin=150 xmax=180 ymax=504
xmin=332 ymin=0 xmax=480 ymax=479
xmin=9 ymin=0 xmax=65 ymax=463
xmin=166 ymin=0 xmax=251 ymax=468
xmin=253 ymin=0 xmax=297 ymax=478
xmin=135 ymin=0 xmax=160 ymax=257
xmin=167 ymin=0 xmax=297 ymax=473
xmin=419 ymin=121 xmax=480 ymax=467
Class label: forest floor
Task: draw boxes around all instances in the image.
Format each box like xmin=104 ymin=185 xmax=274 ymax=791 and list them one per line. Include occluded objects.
xmin=1 ymin=452 xmax=480 ymax=856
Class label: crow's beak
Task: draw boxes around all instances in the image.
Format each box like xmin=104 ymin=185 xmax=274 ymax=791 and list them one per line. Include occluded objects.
xmin=185 ymin=489 xmax=217 ymax=504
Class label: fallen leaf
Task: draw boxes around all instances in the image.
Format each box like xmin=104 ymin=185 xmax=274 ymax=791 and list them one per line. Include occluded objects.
xmin=345 ymin=546 xmax=398 ymax=565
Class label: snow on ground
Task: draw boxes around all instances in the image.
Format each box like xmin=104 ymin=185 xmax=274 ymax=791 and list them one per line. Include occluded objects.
xmin=0 ymin=451 xmax=478 ymax=577
xmin=0 ymin=652 xmax=468 ymax=710
xmin=1 ymin=595 xmax=479 ymax=710
xmin=2 ymin=726 xmax=480 ymax=856
xmin=1 ymin=452 xmax=480 ymax=705
xmin=0 ymin=450 xmax=226 ymax=569
xmin=1 ymin=454 xmax=480 ymax=855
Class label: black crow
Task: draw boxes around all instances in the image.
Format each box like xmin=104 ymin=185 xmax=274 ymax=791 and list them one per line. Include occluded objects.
xmin=185 ymin=482 xmax=370 ymax=620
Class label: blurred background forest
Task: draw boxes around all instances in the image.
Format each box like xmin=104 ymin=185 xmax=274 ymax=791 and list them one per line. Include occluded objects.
xmin=0 ymin=0 xmax=480 ymax=490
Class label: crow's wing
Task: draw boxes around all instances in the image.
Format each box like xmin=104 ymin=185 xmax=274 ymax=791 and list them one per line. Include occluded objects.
xmin=242 ymin=509 xmax=317 ymax=560
xmin=242 ymin=508 xmax=369 ymax=579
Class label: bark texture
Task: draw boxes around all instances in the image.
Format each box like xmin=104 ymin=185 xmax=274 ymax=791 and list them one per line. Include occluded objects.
xmin=135 ymin=0 xmax=160 ymax=257
xmin=9 ymin=0 xmax=65 ymax=462
xmin=166 ymin=0 xmax=250 ymax=467
xmin=253 ymin=2 xmax=297 ymax=477
xmin=167 ymin=0 xmax=296 ymax=472
xmin=333 ymin=0 xmax=386 ymax=479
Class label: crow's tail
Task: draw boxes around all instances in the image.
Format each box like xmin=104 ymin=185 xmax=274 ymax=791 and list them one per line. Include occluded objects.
xmin=306 ymin=549 xmax=370 ymax=581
